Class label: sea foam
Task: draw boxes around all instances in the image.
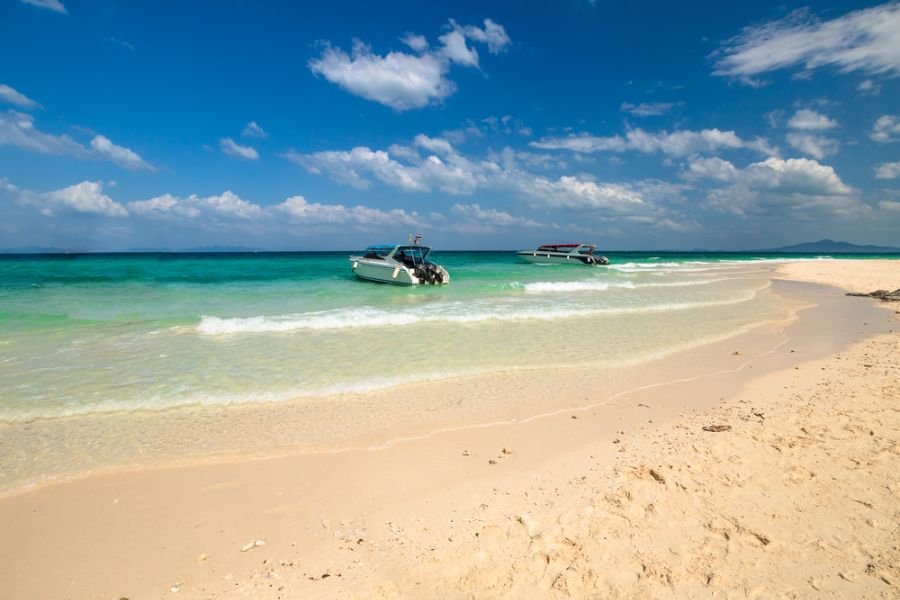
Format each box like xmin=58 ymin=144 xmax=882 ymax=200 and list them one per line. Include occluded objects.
xmin=196 ymin=291 xmax=758 ymax=335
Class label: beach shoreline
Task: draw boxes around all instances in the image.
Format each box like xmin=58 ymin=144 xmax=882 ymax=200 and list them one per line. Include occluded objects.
xmin=0 ymin=259 xmax=897 ymax=599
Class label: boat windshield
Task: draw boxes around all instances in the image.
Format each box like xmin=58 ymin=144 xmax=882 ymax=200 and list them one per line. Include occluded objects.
xmin=362 ymin=245 xmax=395 ymax=259
xmin=393 ymin=245 xmax=431 ymax=265
xmin=576 ymin=246 xmax=597 ymax=254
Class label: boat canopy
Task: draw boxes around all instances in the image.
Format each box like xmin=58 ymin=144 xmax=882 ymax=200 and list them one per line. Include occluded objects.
xmin=361 ymin=244 xmax=432 ymax=260
xmin=536 ymin=244 xmax=596 ymax=253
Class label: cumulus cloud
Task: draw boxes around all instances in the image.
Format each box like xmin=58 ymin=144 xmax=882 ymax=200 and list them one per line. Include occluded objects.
xmin=308 ymin=18 xmax=510 ymax=110
xmin=519 ymin=175 xmax=646 ymax=213
xmin=290 ymin=133 xmax=697 ymax=230
xmin=874 ymin=160 xmax=900 ymax=179
xmin=90 ymin=135 xmax=155 ymax=171
xmin=785 ymin=132 xmax=839 ymax=159
xmin=714 ymin=3 xmax=900 ymax=84
xmin=871 ymin=115 xmax=900 ymax=142
xmin=620 ymin=101 xmax=680 ymax=117
xmin=241 ymin=121 xmax=267 ymax=138
xmin=685 ymin=156 xmax=864 ymax=218
xmin=129 ymin=191 xmax=264 ymax=220
xmin=0 ymin=84 xmax=40 ymax=110
xmin=451 ymin=203 xmax=543 ymax=229
xmin=532 ymin=127 xmax=776 ymax=157
xmin=22 ymin=182 xmax=425 ymax=230
xmin=273 ymin=195 xmax=424 ymax=227
xmin=220 ymin=137 xmax=259 ymax=160
xmin=26 ymin=181 xmax=129 ymax=217
xmin=20 ymin=0 xmax=66 ymax=14
xmin=787 ymin=109 xmax=838 ymax=131
xmin=286 ymin=135 xmax=482 ymax=195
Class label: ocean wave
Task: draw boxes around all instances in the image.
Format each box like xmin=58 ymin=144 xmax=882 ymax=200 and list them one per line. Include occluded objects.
xmin=523 ymin=278 xmax=724 ymax=293
xmin=196 ymin=291 xmax=758 ymax=335
xmin=523 ymin=280 xmax=635 ymax=293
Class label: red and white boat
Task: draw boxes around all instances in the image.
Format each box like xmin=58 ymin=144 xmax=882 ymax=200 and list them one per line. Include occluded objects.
xmin=516 ymin=244 xmax=609 ymax=265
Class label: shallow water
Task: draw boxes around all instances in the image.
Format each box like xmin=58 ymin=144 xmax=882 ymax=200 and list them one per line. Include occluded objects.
xmin=0 ymin=250 xmax=886 ymax=421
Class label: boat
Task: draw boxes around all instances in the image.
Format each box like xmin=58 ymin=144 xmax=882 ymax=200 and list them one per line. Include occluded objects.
xmin=516 ymin=243 xmax=609 ymax=265
xmin=349 ymin=237 xmax=450 ymax=285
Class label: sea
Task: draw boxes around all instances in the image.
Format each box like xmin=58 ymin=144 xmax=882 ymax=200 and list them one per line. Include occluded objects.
xmin=0 ymin=250 xmax=894 ymax=423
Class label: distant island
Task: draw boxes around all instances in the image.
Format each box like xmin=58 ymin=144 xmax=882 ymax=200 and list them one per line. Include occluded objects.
xmin=759 ymin=239 xmax=900 ymax=253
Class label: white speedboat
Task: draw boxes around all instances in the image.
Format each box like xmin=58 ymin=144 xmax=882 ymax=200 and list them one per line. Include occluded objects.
xmin=349 ymin=241 xmax=450 ymax=285
xmin=516 ymin=244 xmax=609 ymax=265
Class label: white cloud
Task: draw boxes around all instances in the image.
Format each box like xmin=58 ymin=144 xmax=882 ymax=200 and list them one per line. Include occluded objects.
xmin=273 ymin=195 xmax=424 ymax=227
xmin=880 ymin=199 xmax=900 ymax=212
xmin=438 ymin=28 xmax=480 ymax=67
xmin=128 ymin=194 xmax=200 ymax=218
xmin=519 ymin=175 xmax=647 ymax=213
xmin=451 ymin=203 xmax=543 ymax=228
xmin=291 ymin=134 xmax=696 ymax=229
xmin=532 ymin=127 xmax=776 ymax=157
xmin=785 ymin=132 xmax=839 ymax=159
xmin=128 ymin=191 xmax=264 ymax=220
xmin=714 ymin=3 xmax=900 ymax=84
xmin=857 ymin=79 xmax=881 ymax=94
xmin=620 ymin=101 xmax=679 ymax=117
xmin=871 ymin=115 xmax=900 ymax=142
xmin=241 ymin=121 xmax=266 ymax=138
xmin=874 ymin=160 xmax=900 ymax=179
xmin=308 ymin=19 xmax=510 ymax=110
xmin=287 ymin=137 xmax=482 ymax=195
xmin=219 ymin=137 xmax=259 ymax=160
xmin=787 ymin=109 xmax=838 ymax=130
xmin=0 ymin=110 xmax=89 ymax=157
xmin=33 ymin=181 xmax=128 ymax=217
xmin=309 ymin=41 xmax=453 ymax=111
xmin=20 ymin=0 xmax=66 ymax=14
xmin=0 ymin=84 xmax=40 ymax=110
xmin=90 ymin=135 xmax=155 ymax=171
xmin=400 ymin=33 xmax=429 ymax=52
xmin=12 ymin=179 xmax=433 ymax=234
xmin=0 ymin=110 xmax=156 ymax=170
xmin=460 ymin=18 xmax=511 ymax=54
xmin=685 ymin=156 xmax=864 ymax=218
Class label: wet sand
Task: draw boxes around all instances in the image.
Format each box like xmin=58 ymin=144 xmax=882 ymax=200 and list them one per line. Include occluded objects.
xmin=0 ymin=259 xmax=897 ymax=599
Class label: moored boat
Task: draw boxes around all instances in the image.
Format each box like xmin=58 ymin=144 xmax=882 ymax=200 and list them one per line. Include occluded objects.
xmin=516 ymin=243 xmax=609 ymax=265
xmin=349 ymin=238 xmax=450 ymax=285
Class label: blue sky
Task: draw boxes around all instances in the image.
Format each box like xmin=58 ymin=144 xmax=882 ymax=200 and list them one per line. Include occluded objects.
xmin=1 ymin=0 xmax=899 ymax=250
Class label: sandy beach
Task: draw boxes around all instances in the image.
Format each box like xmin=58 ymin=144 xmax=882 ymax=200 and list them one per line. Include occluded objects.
xmin=0 ymin=259 xmax=898 ymax=599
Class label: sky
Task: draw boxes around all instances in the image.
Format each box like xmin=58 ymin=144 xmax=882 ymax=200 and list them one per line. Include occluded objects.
xmin=1 ymin=0 xmax=899 ymax=251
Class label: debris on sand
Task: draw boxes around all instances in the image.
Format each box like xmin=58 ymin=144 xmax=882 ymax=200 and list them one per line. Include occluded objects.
xmin=241 ymin=539 xmax=266 ymax=552
xmin=702 ymin=424 xmax=732 ymax=433
xmin=846 ymin=288 xmax=900 ymax=302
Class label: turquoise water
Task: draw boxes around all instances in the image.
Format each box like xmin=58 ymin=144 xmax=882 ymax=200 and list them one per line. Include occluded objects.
xmin=0 ymin=251 xmax=893 ymax=421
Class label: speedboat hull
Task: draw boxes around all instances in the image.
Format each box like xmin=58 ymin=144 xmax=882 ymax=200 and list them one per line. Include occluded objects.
xmin=516 ymin=250 xmax=608 ymax=265
xmin=350 ymin=258 xmax=419 ymax=285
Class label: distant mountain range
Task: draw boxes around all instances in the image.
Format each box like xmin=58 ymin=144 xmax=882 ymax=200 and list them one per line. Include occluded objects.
xmin=760 ymin=239 xmax=900 ymax=253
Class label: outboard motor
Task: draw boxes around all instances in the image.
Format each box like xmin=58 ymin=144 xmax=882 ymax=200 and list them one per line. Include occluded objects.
xmin=414 ymin=263 xmax=443 ymax=284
